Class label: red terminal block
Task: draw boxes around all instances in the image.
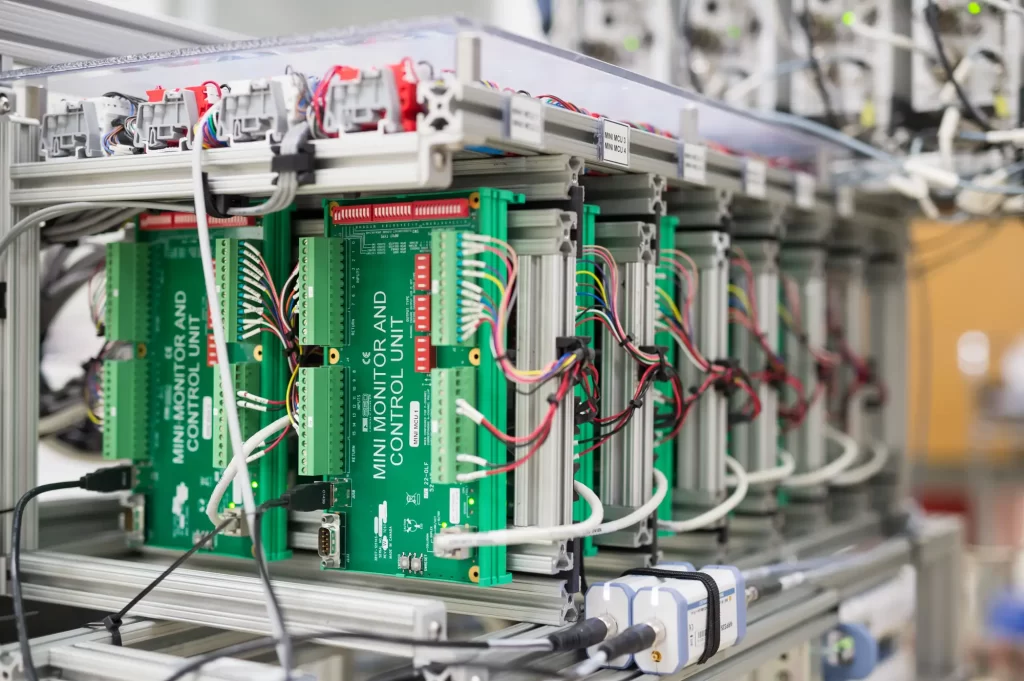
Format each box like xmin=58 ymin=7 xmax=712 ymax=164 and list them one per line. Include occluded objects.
xmin=146 ymin=83 xmax=217 ymax=117
xmin=414 ymin=253 xmax=431 ymax=292
xmin=207 ymin=334 xmax=218 ymax=366
xmin=414 ymin=335 xmax=434 ymax=373
xmin=414 ymin=295 xmax=431 ymax=332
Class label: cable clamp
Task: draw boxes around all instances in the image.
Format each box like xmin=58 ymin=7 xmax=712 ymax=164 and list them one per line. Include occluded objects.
xmin=270 ymin=136 xmax=316 ymax=186
xmin=200 ymin=172 xmax=248 ymax=219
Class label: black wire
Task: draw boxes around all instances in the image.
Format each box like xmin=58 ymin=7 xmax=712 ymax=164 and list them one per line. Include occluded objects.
xmin=798 ymin=11 xmax=841 ymax=130
xmin=11 ymin=479 xmax=85 ymax=681
xmin=110 ymin=517 xmax=234 ymax=625
xmin=924 ymin=0 xmax=992 ymax=131
xmin=101 ymin=91 xmax=145 ymax=105
xmin=0 ymin=506 xmax=12 ymax=515
xmin=253 ymin=501 xmax=295 ymax=680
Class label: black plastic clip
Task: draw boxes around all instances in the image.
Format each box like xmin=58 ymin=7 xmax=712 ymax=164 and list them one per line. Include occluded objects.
xmin=0 ymin=281 xmax=6 ymax=320
xmin=573 ymin=396 xmax=596 ymax=431
xmin=555 ymin=335 xmax=594 ymax=364
xmin=271 ymin=138 xmax=316 ymax=186
xmin=711 ymin=358 xmax=739 ymax=396
xmin=102 ymin=614 xmax=123 ymax=646
xmin=201 ymin=172 xmax=249 ymax=219
xmin=638 ymin=345 xmax=670 ymax=381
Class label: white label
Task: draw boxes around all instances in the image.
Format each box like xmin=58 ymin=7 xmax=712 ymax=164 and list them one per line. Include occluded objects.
xmin=795 ymin=172 xmax=816 ymax=210
xmin=409 ymin=400 xmax=421 ymax=447
xmin=836 ymin=186 xmax=854 ymax=218
xmin=201 ymin=396 xmax=213 ymax=440
xmin=306 ymin=285 xmax=314 ymax=298
xmin=449 ymin=488 xmax=461 ymax=524
xmin=508 ymin=95 xmax=544 ymax=146
xmin=744 ymin=159 xmax=767 ymax=199
xmin=682 ymin=143 xmax=707 ymax=185
xmin=599 ymin=119 xmax=630 ymax=166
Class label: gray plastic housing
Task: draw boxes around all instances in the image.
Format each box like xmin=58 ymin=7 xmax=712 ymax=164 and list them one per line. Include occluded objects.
xmin=42 ymin=97 xmax=132 ymax=159
xmin=216 ymin=78 xmax=288 ymax=145
xmin=134 ymin=89 xmax=199 ymax=151
xmin=322 ymin=67 xmax=400 ymax=134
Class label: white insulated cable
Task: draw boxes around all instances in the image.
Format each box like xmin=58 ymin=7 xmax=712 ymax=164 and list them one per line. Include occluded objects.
xmin=589 ymin=469 xmax=668 ymax=537
xmin=205 ymin=415 xmax=292 ymax=527
xmin=432 ymin=481 xmax=604 ymax=552
xmin=192 ymin=143 xmax=292 ymax=673
xmin=727 ymin=449 xmax=796 ymax=487
xmin=832 ymin=441 xmax=890 ymax=487
xmin=658 ymin=457 xmax=748 ymax=533
xmin=781 ymin=423 xmax=860 ymax=489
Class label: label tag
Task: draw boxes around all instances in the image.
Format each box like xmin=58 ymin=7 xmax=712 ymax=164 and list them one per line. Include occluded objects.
xmin=836 ymin=186 xmax=854 ymax=218
xmin=449 ymin=488 xmax=461 ymax=524
xmin=795 ymin=172 xmax=816 ymax=210
xmin=744 ymin=159 xmax=767 ymax=199
xmin=409 ymin=400 xmax=421 ymax=447
xmin=599 ymin=119 xmax=630 ymax=167
xmin=681 ymin=143 xmax=707 ymax=185
xmin=507 ymin=95 xmax=544 ymax=147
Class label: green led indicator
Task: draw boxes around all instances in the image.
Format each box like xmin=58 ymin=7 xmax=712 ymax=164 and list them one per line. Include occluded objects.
xmin=251 ymin=480 xmax=258 ymax=488
xmin=727 ymin=25 xmax=742 ymax=39
xmin=968 ymin=1 xmax=981 ymax=13
xmin=623 ymin=35 xmax=640 ymax=52
xmin=441 ymin=521 xmax=448 ymax=528
xmin=468 ymin=497 xmax=475 ymax=506
xmin=842 ymin=11 xmax=856 ymax=25
xmin=228 ymin=502 xmax=236 ymax=509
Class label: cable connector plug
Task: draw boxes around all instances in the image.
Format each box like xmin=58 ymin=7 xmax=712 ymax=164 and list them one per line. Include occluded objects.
xmin=546 ymin=616 xmax=614 ymax=652
xmin=279 ymin=482 xmax=335 ymax=512
xmin=80 ymin=465 xmax=134 ymax=492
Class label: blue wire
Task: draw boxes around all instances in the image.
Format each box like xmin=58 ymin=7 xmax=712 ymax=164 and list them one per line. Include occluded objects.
xmin=577 ymin=290 xmax=605 ymax=308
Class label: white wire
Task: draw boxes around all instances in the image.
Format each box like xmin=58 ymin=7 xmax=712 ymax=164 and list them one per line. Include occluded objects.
xmin=0 ymin=201 xmax=194 ymax=274
xmin=205 ymin=415 xmax=292 ymax=527
xmin=192 ymin=143 xmax=291 ymax=672
xmin=843 ymin=20 xmax=935 ymax=58
xmin=781 ymin=423 xmax=860 ymax=489
xmin=727 ymin=449 xmax=796 ymax=487
xmin=589 ymin=469 xmax=668 ymax=537
xmin=658 ymin=457 xmax=748 ymax=533
xmin=980 ymin=0 xmax=1024 ymax=17
xmin=571 ymin=649 xmax=609 ymax=678
xmin=431 ymin=481 xmax=604 ymax=552
xmin=831 ymin=441 xmax=890 ymax=487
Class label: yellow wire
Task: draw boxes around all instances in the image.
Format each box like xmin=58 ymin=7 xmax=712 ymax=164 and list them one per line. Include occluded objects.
xmin=285 ymin=364 xmax=300 ymax=427
xmin=576 ymin=270 xmax=608 ymax=304
xmin=468 ymin=272 xmax=506 ymax=298
xmin=728 ymin=284 xmax=752 ymax=316
xmin=656 ymin=286 xmax=683 ymax=324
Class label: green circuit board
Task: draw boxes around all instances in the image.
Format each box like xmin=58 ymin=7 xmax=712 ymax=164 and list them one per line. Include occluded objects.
xmin=103 ymin=211 xmax=292 ymax=559
xmin=308 ymin=189 xmax=520 ymax=586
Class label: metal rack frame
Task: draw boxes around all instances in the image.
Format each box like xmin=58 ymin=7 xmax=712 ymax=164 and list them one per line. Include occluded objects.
xmin=0 ymin=28 xmax=958 ymax=681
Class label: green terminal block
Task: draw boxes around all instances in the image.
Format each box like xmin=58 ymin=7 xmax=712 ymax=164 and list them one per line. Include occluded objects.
xmin=296 ymin=365 xmax=346 ymax=476
xmin=105 ymin=242 xmax=150 ymax=342
xmin=212 ymin=362 xmax=261 ymax=468
xmin=102 ymin=359 xmax=149 ymax=461
xmin=216 ymin=238 xmax=261 ymax=343
xmin=430 ymin=230 xmax=467 ymax=347
xmin=430 ymin=367 xmax=477 ymax=485
xmin=297 ymin=237 xmax=345 ymax=347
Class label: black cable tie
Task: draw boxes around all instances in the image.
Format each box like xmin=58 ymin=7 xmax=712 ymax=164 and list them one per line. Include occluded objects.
xmin=270 ymin=138 xmax=316 ymax=185
xmin=546 ymin=393 xmax=560 ymax=405
xmin=102 ymin=614 xmax=123 ymax=646
xmin=619 ymin=568 xmax=722 ymax=663
xmin=629 ymin=397 xmax=644 ymax=409
xmin=618 ymin=333 xmax=635 ymax=348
